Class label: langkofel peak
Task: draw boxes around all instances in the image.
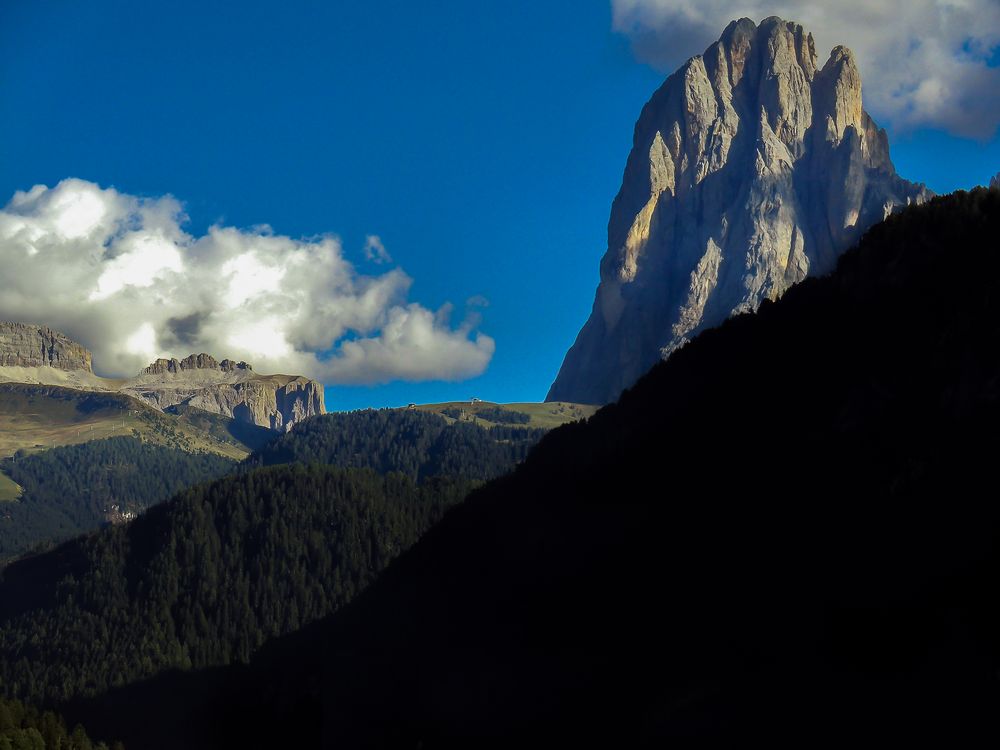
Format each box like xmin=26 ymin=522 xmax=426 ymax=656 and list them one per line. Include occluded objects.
xmin=548 ymin=17 xmax=929 ymax=405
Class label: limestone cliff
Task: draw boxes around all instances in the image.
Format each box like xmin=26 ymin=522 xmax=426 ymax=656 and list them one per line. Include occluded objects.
xmin=0 ymin=322 xmax=92 ymax=372
xmin=122 ymin=354 xmax=325 ymax=432
xmin=547 ymin=17 xmax=929 ymax=405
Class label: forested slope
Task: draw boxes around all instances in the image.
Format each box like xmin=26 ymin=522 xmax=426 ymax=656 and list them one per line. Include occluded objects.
xmin=0 ymin=695 xmax=117 ymax=750
xmin=0 ymin=404 xmax=556 ymax=706
xmin=0 ymin=438 xmax=233 ymax=561
xmin=0 ymin=465 xmax=470 ymax=703
xmin=248 ymin=409 xmax=546 ymax=481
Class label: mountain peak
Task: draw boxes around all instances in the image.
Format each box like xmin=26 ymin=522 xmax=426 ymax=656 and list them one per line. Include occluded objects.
xmin=720 ymin=16 xmax=756 ymax=39
xmin=141 ymin=353 xmax=253 ymax=376
xmin=547 ymin=17 xmax=929 ymax=406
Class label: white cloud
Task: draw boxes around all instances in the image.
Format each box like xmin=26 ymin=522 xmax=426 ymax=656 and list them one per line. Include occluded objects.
xmin=125 ymin=322 xmax=157 ymax=361
xmin=363 ymin=234 xmax=392 ymax=264
xmin=0 ymin=178 xmax=494 ymax=385
xmin=320 ymin=304 xmax=495 ymax=385
xmin=91 ymin=232 xmax=184 ymax=300
xmin=611 ymin=0 xmax=1000 ymax=138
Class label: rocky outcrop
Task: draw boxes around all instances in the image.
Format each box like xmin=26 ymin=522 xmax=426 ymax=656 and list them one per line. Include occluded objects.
xmin=124 ymin=356 xmax=324 ymax=432
xmin=141 ymin=354 xmax=252 ymax=376
xmin=0 ymin=322 xmax=325 ymax=432
xmin=0 ymin=322 xmax=93 ymax=372
xmin=991 ymin=173 xmax=999 ymax=190
xmin=219 ymin=377 xmax=326 ymax=432
xmin=547 ymin=17 xmax=929 ymax=405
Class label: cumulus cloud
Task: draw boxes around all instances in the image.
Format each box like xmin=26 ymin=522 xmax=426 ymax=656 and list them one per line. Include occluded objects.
xmin=0 ymin=178 xmax=494 ymax=384
xmin=363 ymin=234 xmax=392 ymax=264
xmin=611 ymin=0 xmax=1000 ymax=138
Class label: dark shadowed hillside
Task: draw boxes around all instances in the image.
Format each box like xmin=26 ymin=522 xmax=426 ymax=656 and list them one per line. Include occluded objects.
xmin=39 ymin=188 xmax=1000 ymax=746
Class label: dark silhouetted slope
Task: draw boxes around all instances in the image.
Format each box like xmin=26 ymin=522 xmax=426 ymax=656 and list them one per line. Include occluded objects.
xmin=315 ymin=188 xmax=1000 ymax=746
xmin=44 ymin=189 xmax=1000 ymax=746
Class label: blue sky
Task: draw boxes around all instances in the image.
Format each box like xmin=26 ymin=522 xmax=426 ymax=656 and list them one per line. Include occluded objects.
xmin=1 ymin=1 xmax=998 ymax=410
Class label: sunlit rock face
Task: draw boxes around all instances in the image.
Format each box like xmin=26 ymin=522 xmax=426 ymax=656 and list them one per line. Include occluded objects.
xmin=548 ymin=16 xmax=929 ymax=406
xmin=122 ymin=354 xmax=325 ymax=432
xmin=0 ymin=321 xmax=93 ymax=371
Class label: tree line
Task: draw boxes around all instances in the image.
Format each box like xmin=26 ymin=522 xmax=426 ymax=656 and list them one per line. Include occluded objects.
xmin=0 ymin=695 xmax=118 ymax=750
xmin=247 ymin=409 xmax=546 ymax=481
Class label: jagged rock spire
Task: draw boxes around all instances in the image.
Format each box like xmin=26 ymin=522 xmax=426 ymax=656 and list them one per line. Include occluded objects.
xmin=547 ymin=17 xmax=929 ymax=405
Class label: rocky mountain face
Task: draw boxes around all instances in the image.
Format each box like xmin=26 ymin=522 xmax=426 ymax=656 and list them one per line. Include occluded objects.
xmin=548 ymin=16 xmax=929 ymax=405
xmin=0 ymin=325 xmax=325 ymax=432
xmin=122 ymin=352 xmax=325 ymax=432
xmin=991 ymin=172 xmax=999 ymax=190
xmin=0 ymin=322 xmax=93 ymax=372
xmin=123 ymin=364 xmax=325 ymax=433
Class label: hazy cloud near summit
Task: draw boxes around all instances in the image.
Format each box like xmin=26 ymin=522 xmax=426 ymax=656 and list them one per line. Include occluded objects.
xmin=0 ymin=178 xmax=494 ymax=384
xmin=612 ymin=0 xmax=1000 ymax=139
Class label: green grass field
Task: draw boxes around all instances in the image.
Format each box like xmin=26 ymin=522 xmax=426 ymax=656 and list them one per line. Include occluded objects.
xmin=410 ymin=401 xmax=599 ymax=430
xmin=0 ymin=472 xmax=21 ymax=502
